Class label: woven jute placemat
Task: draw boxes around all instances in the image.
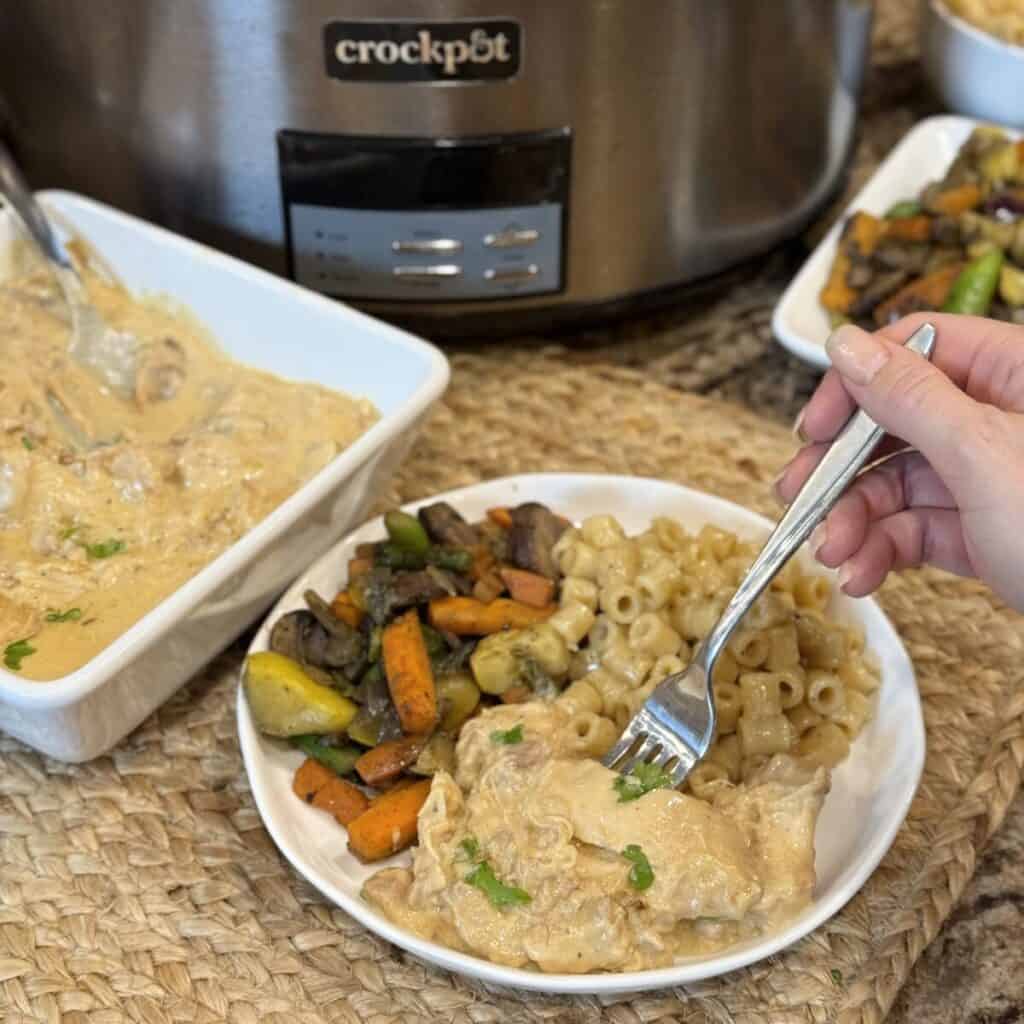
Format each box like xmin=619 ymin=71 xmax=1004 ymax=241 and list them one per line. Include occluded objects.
xmin=3 ymin=354 xmax=1023 ymax=1024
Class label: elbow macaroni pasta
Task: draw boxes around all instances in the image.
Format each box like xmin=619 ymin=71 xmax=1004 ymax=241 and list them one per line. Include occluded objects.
xmin=544 ymin=511 xmax=878 ymax=796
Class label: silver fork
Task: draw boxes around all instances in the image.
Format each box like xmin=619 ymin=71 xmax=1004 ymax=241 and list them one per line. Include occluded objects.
xmin=602 ymin=322 xmax=937 ymax=788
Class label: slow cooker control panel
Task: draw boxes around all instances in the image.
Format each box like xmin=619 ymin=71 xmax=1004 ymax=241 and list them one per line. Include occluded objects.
xmin=279 ymin=130 xmax=569 ymax=303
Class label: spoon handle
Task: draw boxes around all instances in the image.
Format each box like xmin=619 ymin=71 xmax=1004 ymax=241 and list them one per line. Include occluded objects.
xmin=0 ymin=138 xmax=74 ymax=271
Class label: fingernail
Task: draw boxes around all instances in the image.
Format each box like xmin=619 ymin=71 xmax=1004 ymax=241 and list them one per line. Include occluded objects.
xmin=792 ymin=408 xmax=807 ymax=441
xmin=826 ymin=324 xmax=891 ymax=386
xmin=837 ymin=563 xmax=853 ymax=592
xmin=809 ymin=523 xmax=828 ymax=558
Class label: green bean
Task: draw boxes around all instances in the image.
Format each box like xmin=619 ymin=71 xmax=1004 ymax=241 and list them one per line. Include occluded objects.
xmin=375 ymin=542 xmax=425 ymax=570
xmin=884 ymin=200 xmax=922 ymax=219
xmin=367 ymin=626 xmax=383 ymax=663
xmin=427 ymin=546 xmax=474 ymax=573
xmin=290 ymin=735 xmax=362 ymax=775
xmin=374 ymin=542 xmax=472 ymax=574
xmin=384 ymin=510 xmax=431 ymax=555
xmin=942 ymin=249 xmax=1004 ymax=315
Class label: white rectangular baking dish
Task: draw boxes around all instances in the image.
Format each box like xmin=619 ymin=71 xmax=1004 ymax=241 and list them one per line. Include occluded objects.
xmin=0 ymin=191 xmax=449 ymax=761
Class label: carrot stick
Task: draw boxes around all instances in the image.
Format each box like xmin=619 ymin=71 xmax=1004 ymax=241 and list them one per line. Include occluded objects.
xmin=844 ymin=211 xmax=886 ymax=257
xmin=487 ymin=506 xmax=513 ymax=529
xmin=884 ymin=215 xmax=932 ymax=243
xmin=928 ymin=183 xmax=983 ymax=216
xmin=498 ymin=567 xmax=555 ymax=608
xmin=355 ymin=735 xmax=425 ymax=788
xmin=872 ymin=263 xmax=963 ymax=326
xmin=293 ymin=758 xmax=335 ymax=803
xmin=347 ymin=778 xmax=432 ymax=862
xmin=312 ymin=777 xmax=370 ymax=825
xmin=469 ymin=543 xmax=496 ymax=581
xmin=427 ymin=596 xmax=556 ymax=636
xmin=820 ymin=250 xmax=856 ymax=314
xmin=382 ymin=610 xmax=437 ymax=735
xmin=330 ymin=590 xmax=364 ymax=629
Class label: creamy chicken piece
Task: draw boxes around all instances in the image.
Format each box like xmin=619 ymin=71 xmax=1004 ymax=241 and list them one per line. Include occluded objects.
xmin=363 ymin=702 xmax=828 ymax=973
xmin=0 ymin=246 xmax=377 ymax=680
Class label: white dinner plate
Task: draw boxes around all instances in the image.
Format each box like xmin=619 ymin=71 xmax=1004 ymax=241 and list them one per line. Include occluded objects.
xmin=237 ymin=473 xmax=924 ymax=994
xmin=771 ymin=114 xmax=1022 ymax=369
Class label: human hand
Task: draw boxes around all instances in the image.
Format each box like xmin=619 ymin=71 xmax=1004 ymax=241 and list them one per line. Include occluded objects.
xmin=775 ymin=312 xmax=1024 ymax=611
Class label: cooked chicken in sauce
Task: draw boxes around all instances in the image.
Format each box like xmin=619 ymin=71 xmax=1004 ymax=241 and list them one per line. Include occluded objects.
xmin=363 ymin=701 xmax=828 ymax=972
xmin=1 ymin=247 xmax=377 ymax=680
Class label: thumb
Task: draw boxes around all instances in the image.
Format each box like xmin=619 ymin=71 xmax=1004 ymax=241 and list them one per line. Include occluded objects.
xmin=825 ymin=323 xmax=992 ymax=490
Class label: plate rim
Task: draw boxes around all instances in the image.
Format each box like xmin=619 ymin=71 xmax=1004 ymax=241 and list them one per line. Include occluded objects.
xmin=236 ymin=471 xmax=925 ymax=995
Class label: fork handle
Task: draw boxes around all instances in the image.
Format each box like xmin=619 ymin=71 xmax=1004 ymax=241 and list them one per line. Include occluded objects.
xmin=699 ymin=322 xmax=937 ymax=670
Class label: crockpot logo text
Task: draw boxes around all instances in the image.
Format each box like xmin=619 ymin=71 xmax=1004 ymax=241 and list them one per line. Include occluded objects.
xmin=323 ymin=20 xmax=521 ymax=83
xmin=335 ymin=28 xmax=512 ymax=76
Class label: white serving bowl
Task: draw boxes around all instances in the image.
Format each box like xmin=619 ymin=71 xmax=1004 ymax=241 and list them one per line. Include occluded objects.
xmin=922 ymin=0 xmax=1024 ymax=129
xmin=772 ymin=114 xmax=1021 ymax=368
xmin=238 ymin=473 xmax=925 ymax=994
xmin=0 ymin=192 xmax=448 ymax=762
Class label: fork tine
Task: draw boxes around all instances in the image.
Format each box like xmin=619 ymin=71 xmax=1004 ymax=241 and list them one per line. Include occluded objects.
xmin=617 ymin=736 xmax=664 ymax=780
xmin=603 ymin=727 xmax=645 ymax=771
xmin=665 ymin=750 xmax=698 ymax=790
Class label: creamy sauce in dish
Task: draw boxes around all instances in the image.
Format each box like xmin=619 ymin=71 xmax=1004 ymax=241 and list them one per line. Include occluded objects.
xmin=363 ymin=701 xmax=828 ymax=973
xmin=0 ymin=248 xmax=378 ymax=680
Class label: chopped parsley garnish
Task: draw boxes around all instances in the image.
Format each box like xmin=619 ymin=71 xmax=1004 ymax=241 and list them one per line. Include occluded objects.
xmin=613 ymin=762 xmax=673 ymax=802
xmin=458 ymin=836 xmax=481 ymax=861
xmin=45 ymin=607 xmax=83 ymax=623
xmin=21 ymin=435 xmax=35 ymax=451
xmin=490 ymin=723 xmax=523 ymax=745
xmin=83 ymin=537 xmax=125 ymax=560
xmin=830 ymin=968 xmax=843 ymax=985
xmin=3 ymin=638 xmax=36 ymax=671
xmin=464 ymin=860 xmax=531 ymax=908
xmin=622 ymin=845 xmax=655 ymax=891
xmin=59 ymin=524 xmax=81 ymax=541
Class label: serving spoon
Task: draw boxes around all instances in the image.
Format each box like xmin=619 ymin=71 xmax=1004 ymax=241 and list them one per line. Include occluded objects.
xmin=0 ymin=139 xmax=138 ymax=402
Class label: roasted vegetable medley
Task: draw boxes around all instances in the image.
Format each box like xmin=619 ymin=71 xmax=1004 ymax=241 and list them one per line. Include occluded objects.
xmin=243 ymin=501 xmax=570 ymax=862
xmin=821 ymin=126 xmax=1024 ymax=327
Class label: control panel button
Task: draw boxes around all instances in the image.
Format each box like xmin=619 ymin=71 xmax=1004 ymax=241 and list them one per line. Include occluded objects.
xmin=391 ymin=238 xmax=463 ymax=254
xmin=393 ymin=264 xmax=462 ymax=282
xmin=483 ymin=227 xmax=540 ymax=249
xmin=484 ymin=264 xmax=540 ymax=282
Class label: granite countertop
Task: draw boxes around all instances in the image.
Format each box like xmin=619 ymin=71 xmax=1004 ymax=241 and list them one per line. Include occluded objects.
xmin=893 ymin=814 xmax=1024 ymax=1023
xmin=447 ymin=1 xmax=1024 ymax=1018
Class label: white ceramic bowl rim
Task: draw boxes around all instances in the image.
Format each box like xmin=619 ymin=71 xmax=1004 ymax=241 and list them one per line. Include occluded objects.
xmin=930 ymin=0 xmax=1024 ymax=55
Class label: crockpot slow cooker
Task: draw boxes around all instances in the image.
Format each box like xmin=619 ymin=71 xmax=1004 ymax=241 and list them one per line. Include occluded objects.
xmin=0 ymin=1 xmax=873 ymax=335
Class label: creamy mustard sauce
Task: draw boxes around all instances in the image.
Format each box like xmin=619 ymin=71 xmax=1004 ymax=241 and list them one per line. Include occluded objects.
xmin=0 ymin=246 xmax=378 ymax=680
xmin=363 ymin=702 xmax=828 ymax=973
